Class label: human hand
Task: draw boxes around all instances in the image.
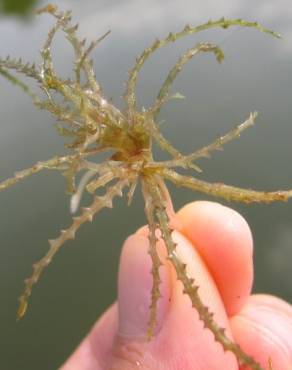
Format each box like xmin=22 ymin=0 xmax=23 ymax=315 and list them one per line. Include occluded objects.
xmin=61 ymin=201 xmax=292 ymax=370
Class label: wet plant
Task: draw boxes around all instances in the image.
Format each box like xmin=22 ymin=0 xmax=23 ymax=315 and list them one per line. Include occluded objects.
xmin=0 ymin=4 xmax=291 ymax=369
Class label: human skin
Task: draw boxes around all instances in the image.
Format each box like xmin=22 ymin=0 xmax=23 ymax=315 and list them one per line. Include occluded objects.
xmin=61 ymin=201 xmax=292 ymax=370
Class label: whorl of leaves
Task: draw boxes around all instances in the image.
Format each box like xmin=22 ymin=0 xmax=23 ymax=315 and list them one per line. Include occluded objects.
xmin=0 ymin=5 xmax=288 ymax=369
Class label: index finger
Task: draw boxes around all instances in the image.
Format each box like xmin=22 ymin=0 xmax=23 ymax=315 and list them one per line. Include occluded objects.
xmin=177 ymin=201 xmax=254 ymax=316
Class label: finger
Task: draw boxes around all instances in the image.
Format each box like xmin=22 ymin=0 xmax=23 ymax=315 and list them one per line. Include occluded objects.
xmin=177 ymin=201 xmax=253 ymax=316
xmin=110 ymin=232 xmax=238 ymax=370
xmin=230 ymin=294 xmax=292 ymax=370
xmin=60 ymin=304 xmax=118 ymax=370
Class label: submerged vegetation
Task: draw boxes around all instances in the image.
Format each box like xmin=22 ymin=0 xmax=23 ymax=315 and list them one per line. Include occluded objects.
xmin=0 ymin=4 xmax=291 ymax=369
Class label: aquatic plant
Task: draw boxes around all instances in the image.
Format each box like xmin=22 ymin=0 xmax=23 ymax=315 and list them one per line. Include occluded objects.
xmin=0 ymin=4 xmax=290 ymax=369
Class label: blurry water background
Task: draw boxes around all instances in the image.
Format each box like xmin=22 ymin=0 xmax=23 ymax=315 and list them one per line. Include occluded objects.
xmin=0 ymin=0 xmax=292 ymax=368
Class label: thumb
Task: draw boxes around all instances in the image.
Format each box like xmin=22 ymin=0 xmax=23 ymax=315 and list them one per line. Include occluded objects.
xmin=110 ymin=232 xmax=238 ymax=370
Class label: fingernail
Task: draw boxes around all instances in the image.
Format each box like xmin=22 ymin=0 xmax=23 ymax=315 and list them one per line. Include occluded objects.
xmin=118 ymin=234 xmax=171 ymax=339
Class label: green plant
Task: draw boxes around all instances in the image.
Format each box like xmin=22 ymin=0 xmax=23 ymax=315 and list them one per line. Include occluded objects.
xmin=0 ymin=4 xmax=290 ymax=369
